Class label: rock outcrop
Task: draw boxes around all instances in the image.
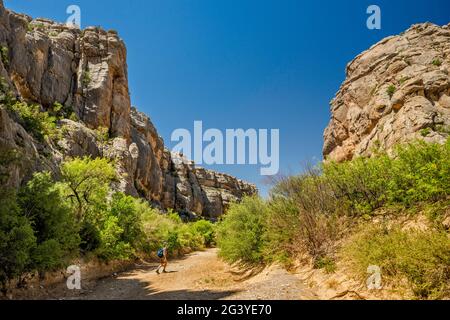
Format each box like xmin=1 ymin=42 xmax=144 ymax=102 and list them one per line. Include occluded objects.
xmin=324 ymin=23 xmax=450 ymax=161
xmin=0 ymin=1 xmax=256 ymax=218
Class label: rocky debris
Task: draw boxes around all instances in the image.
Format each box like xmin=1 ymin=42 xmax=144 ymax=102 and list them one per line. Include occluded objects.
xmin=0 ymin=1 xmax=256 ymax=217
xmin=324 ymin=23 xmax=450 ymax=161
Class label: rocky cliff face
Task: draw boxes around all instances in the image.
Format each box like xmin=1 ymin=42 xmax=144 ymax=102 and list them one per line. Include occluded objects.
xmin=324 ymin=23 xmax=450 ymax=162
xmin=0 ymin=1 xmax=256 ymax=218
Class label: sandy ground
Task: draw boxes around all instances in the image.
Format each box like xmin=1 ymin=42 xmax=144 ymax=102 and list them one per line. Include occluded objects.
xmin=70 ymin=248 xmax=318 ymax=300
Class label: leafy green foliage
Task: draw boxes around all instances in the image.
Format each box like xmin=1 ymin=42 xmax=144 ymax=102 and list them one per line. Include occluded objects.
xmin=139 ymin=203 xmax=215 ymax=255
xmin=0 ymin=77 xmax=16 ymax=107
xmin=96 ymin=193 xmax=144 ymax=260
xmin=60 ymin=157 xmax=117 ymax=222
xmin=59 ymin=157 xmax=118 ymax=256
xmin=420 ymin=127 xmax=431 ymax=137
xmin=94 ymin=126 xmax=110 ymax=144
xmin=216 ymin=139 xmax=450 ymax=281
xmin=6 ymin=101 xmax=58 ymax=141
xmin=343 ymin=225 xmax=450 ymax=299
xmin=49 ymin=102 xmax=77 ymax=122
xmin=78 ymin=221 xmax=101 ymax=252
xmin=191 ymin=220 xmax=216 ymax=247
xmin=82 ymin=71 xmax=91 ymax=86
xmin=0 ymin=152 xmax=35 ymax=291
xmin=387 ymin=85 xmax=396 ymax=98
xmin=216 ymin=196 xmax=269 ymax=265
xmin=18 ymin=172 xmax=79 ymax=271
xmin=0 ymin=46 xmax=9 ymax=67
xmin=432 ymin=58 xmax=442 ymax=67
xmin=314 ymin=256 xmax=337 ymax=274
xmin=1 ymin=153 xmax=218 ymax=290
xmin=322 ymin=139 xmax=450 ymax=214
xmin=0 ymin=188 xmax=36 ymax=292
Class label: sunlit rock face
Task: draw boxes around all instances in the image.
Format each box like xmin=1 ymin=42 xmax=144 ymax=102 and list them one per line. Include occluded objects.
xmin=0 ymin=1 xmax=256 ymax=217
xmin=324 ymin=23 xmax=450 ymax=162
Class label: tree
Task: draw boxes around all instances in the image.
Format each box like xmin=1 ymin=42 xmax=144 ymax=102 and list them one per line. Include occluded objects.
xmin=18 ymin=172 xmax=80 ymax=271
xmin=0 ymin=188 xmax=36 ymax=292
xmin=60 ymin=157 xmax=117 ymax=222
xmin=109 ymin=193 xmax=144 ymax=246
xmin=0 ymin=149 xmax=35 ymax=292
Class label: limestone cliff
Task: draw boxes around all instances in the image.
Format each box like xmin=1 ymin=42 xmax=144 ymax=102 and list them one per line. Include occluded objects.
xmin=324 ymin=23 xmax=450 ymax=161
xmin=0 ymin=1 xmax=256 ymax=218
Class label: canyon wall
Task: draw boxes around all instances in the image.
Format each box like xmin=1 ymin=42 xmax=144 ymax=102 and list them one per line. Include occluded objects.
xmin=0 ymin=1 xmax=256 ymax=218
xmin=324 ymin=23 xmax=450 ymax=161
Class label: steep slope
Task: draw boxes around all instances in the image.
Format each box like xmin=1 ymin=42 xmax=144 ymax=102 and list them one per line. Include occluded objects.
xmin=324 ymin=23 xmax=450 ymax=161
xmin=0 ymin=1 xmax=256 ymax=218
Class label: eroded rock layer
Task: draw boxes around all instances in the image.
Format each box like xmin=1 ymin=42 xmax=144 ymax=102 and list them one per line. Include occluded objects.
xmin=324 ymin=23 xmax=450 ymax=161
xmin=0 ymin=1 xmax=256 ymax=218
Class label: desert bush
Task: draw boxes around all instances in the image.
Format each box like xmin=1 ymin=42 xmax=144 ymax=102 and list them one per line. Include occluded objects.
xmin=0 ymin=188 xmax=35 ymax=292
xmin=96 ymin=193 xmax=144 ymax=260
xmin=0 ymin=46 xmax=9 ymax=66
xmin=216 ymin=196 xmax=269 ymax=265
xmin=97 ymin=214 xmax=134 ymax=260
xmin=6 ymin=101 xmax=58 ymax=141
xmin=18 ymin=172 xmax=80 ymax=271
xmin=322 ymin=139 xmax=450 ymax=215
xmin=387 ymin=85 xmax=396 ymax=97
xmin=270 ymin=197 xmax=346 ymax=265
xmin=217 ymin=139 xmax=450 ymax=270
xmin=191 ymin=220 xmax=216 ymax=247
xmin=141 ymin=204 xmax=215 ymax=255
xmin=343 ymin=224 xmax=450 ymax=299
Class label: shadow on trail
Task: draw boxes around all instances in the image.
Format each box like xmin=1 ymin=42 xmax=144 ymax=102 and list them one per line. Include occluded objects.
xmin=82 ymin=276 xmax=240 ymax=300
xmin=145 ymin=288 xmax=240 ymax=300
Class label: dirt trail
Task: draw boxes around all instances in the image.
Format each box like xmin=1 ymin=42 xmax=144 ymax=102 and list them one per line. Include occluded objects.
xmin=75 ymin=249 xmax=318 ymax=300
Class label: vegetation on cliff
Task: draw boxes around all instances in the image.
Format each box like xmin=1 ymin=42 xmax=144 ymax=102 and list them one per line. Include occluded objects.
xmin=0 ymin=155 xmax=215 ymax=293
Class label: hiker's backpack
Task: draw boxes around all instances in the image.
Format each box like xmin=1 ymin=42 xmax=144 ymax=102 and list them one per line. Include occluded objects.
xmin=157 ymin=248 xmax=164 ymax=258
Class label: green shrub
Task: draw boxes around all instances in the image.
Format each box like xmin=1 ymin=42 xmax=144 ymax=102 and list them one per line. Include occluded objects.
xmin=420 ymin=127 xmax=431 ymax=137
xmin=343 ymin=225 xmax=450 ymax=299
xmin=322 ymin=139 xmax=450 ymax=214
xmin=216 ymin=139 xmax=450 ymax=269
xmin=31 ymin=239 xmax=64 ymax=273
xmin=387 ymin=85 xmax=396 ymax=98
xmin=18 ymin=172 xmax=80 ymax=271
xmin=216 ymin=196 xmax=269 ymax=265
xmin=94 ymin=126 xmax=110 ymax=143
xmin=96 ymin=193 xmax=145 ymax=260
xmin=0 ymin=46 xmax=9 ymax=67
xmin=6 ymin=101 xmax=58 ymax=141
xmin=191 ymin=220 xmax=216 ymax=247
xmin=0 ymin=77 xmax=13 ymax=104
xmin=79 ymin=221 xmax=101 ymax=253
xmin=109 ymin=193 xmax=144 ymax=246
xmin=97 ymin=214 xmax=134 ymax=260
xmin=140 ymin=203 xmax=214 ymax=255
xmin=50 ymin=102 xmax=77 ymax=121
xmin=314 ymin=256 xmax=337 ymax=274
xmin=265 ymin=194 xmax=346 ymax=266
xmin=82 ymin=71 xmax=91 ymax=86
xmin=432 ymin=59 xmax=442 ymax=67
xmin=0 ymin=188 xmax=36 ymax=292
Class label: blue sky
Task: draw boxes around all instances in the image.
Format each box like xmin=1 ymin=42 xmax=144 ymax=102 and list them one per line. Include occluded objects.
xmin=6 ymin=0 xmax=450 ymax=195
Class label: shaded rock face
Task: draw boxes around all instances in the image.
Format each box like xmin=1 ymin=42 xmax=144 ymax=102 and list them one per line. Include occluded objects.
xmin=324 ymin=23 xmax=450 ymax=162
xmin=0 ymin=2 xmax=256 ymax=217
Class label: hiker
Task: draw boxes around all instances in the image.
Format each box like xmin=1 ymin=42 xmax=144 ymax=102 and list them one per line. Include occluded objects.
xmin=156 ymin=244 xmax=168 ymax=274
